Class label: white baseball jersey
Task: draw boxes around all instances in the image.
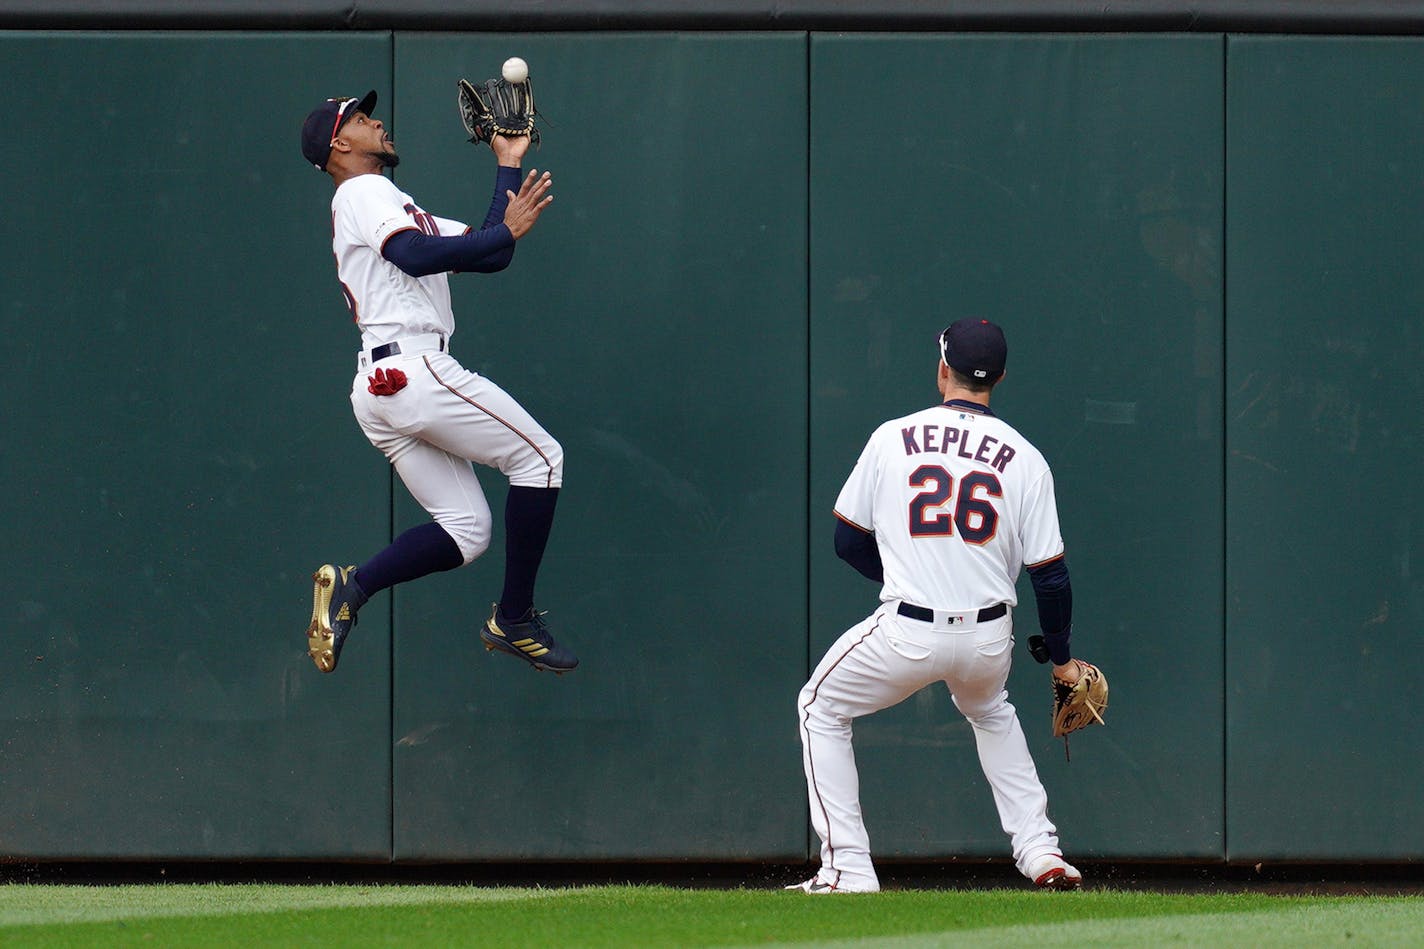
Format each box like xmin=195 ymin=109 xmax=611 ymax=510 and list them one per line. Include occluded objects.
xmin=834 ymin=401 xmax=1063 ymax=611
xmin=330 ymin=173 xmax=469 ymax=348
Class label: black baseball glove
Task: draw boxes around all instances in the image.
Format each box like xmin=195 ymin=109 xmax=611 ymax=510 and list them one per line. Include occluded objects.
xmin=458 ymin=76 xmax=540 ymax=147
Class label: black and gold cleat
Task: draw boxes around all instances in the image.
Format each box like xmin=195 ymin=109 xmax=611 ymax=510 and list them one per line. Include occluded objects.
xmin=307 ymin=564 xmax=361 ymax=673
xmin=481 ymin=603 xmax=578 ymax=674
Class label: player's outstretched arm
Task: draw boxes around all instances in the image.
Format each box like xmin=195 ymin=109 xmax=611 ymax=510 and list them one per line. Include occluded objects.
xmin=384 ymin=227 xmax=514 ymax=277
xmin=503 ymin=169 xmax=553 ymax=239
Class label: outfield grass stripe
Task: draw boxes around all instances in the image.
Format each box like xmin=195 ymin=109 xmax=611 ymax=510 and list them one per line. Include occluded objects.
xmin=0 ymin=883 xmax=570 ymax=927
xmin=717 ymin=899 xmax=1424 ymax=949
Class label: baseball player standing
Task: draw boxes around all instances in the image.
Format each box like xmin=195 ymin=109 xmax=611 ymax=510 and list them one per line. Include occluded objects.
xmin=298 ymin=90 xmax=576 ymax=675
xmin=790 ymin=318 xmax=1090 ymax=893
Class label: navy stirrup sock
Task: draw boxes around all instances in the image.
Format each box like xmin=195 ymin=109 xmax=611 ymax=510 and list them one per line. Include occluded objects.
xmin=357 ymin=522 xmax=463 ymax=598
xmin=499 ymin=486 xmax=560 ymax=619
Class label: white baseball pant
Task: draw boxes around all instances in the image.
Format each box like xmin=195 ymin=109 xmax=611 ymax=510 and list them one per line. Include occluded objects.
xmin=349 ymin=336 xmax=563 ymax=564
xmin=796 ymin=601 xmax=1061 ymax=891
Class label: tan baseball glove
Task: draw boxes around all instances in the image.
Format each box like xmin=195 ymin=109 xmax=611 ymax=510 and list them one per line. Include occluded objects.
xmin=1051 ymin=659 xmax=1108 ymax=757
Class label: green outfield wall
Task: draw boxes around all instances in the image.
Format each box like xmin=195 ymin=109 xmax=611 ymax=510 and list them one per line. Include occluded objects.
xmin=0 ymin=29 xmax=1418 ymax=864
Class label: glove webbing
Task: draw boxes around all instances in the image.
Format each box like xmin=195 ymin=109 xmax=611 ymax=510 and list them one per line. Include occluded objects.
xmin=1053 ymin=667 xmax=1107 ymax=762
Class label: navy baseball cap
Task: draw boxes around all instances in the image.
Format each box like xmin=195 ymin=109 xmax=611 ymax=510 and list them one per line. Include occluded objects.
xmin=939 ymin=318 xmax=1007 ymax=383
xmin=301 ymin=90 xmax=377 ymax=170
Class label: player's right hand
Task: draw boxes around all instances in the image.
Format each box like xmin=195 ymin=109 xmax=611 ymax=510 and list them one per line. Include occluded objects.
xmin=503 ymin=169 xmax=553 ymax=239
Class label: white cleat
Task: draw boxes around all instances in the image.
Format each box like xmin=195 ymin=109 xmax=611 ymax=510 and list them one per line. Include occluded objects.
xmin=1027 ymin=853 xmax=1083 ymax=890
xmin=784 ymin=876 xmax=878 ymax=894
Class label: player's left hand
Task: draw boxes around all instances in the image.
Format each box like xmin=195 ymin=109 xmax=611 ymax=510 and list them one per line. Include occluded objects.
xmin=493 ymin=133 xmax=532 ymax=166
xmin=1050 ymin=659 xmax=1108 ymax=739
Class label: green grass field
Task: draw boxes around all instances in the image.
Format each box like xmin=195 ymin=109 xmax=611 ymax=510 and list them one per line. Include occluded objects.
xmin=0 ymin=884 xmax=1420 ymax=947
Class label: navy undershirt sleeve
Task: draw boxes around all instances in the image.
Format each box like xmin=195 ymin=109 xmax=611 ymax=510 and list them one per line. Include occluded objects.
xmin=383 ymin=228 xmax=513 ymax=276
xmin=482 ymin=165 xmax=524 ymax=229
xmin=834 ymin=519 xmax=884 ymax=583
xmin=1027 ymin=555 xmax=1073 ymax=665
xmin=381 ymin=165 xmax=524 ymax=277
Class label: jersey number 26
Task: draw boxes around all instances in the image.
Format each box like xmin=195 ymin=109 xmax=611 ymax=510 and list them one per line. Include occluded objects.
xmin=907 ymin=465 xmax=1002 ymax=544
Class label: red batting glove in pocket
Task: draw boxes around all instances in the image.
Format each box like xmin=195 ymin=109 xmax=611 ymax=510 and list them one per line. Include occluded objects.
xmin=367 ymin=367 xmax=408 ymax=396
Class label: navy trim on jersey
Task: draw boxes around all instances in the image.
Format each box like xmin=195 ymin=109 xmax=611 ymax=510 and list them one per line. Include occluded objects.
xmin=1026 ymin=555 xmax=1072 ymax=664
xmin=941 ymin=398 xmax=995 ymax=417
xmin=834 ymin=518 xmax=884 ymax=583
xmin=377 ymin=224 xmax=420 ymax=253
xmin=833 ymin=510 xmax=871 ymax=533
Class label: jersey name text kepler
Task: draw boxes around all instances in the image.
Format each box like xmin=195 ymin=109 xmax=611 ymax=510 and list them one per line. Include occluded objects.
xmin=900 ymin=424 xmax=1017 ymax=472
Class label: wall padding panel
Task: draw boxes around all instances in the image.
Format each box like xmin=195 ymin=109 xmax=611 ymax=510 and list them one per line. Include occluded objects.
xmin=387 ymin=32 xmax=810 ymax=859
xmin=1226 ymin=35 xmax=1424 ymax=860
xmin=809 ymin=33 xmax=1226 ymax=860
xmin=0 ymin=32 xmax=395 ymax=858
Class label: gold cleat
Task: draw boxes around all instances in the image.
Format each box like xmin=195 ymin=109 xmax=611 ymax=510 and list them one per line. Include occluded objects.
xmin=480 ymin=603 xmax=578 ymax=674
xmin=306 ymin=563 xmax=359 ymax=673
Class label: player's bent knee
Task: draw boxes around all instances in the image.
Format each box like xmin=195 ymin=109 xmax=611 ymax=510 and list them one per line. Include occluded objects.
xmin=538 ymin=438 xmax=565 ymax=485
xmin=797 ymin=692 xmax=843 ymax=730
xmin=509 ymin=438 xmax=564 ymax=489
xmin=459 ymin=535 xmax=490 ymax=565
xmin=440 ymin=515 xmax=491 ymax=565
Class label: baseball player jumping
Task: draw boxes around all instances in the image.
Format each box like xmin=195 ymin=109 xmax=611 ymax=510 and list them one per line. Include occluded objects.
xmin=790 ymin=319 xmax=1091 ymax=893
xmin=298 ymin=90 xmax=576 ymax=675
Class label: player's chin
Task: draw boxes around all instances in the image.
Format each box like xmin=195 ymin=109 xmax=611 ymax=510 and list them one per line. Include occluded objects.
xmin=375 ymin=147 xmax=400 ymax=169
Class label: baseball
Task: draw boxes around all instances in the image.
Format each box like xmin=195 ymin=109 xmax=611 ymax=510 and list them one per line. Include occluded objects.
xmin=502 ymin=57 xmax=529 ymax=84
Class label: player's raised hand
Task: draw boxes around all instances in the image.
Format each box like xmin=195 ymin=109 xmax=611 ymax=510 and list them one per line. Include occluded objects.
xmin=492 ymin=132 xmax=532 ymax=166
xmin=503 ymin=169 xmax=553 ymax=239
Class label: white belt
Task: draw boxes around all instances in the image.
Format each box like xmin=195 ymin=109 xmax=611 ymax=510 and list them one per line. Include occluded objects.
xmin=357 ymin=333 xmax=446 ymax=371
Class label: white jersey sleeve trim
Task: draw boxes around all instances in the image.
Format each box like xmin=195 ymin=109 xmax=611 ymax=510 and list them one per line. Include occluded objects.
xmin=833 ymin=510 xmax=873 ymax=533
xmin=377 ymin=224 xmax=420 ymax=255
xmin=832 ymin=435 xmax=883 ymax=535
xmin=432 ymin=214 xmax=470 ymax=237
xmin=1018 ymin=468 xmax=1066 ymax=567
